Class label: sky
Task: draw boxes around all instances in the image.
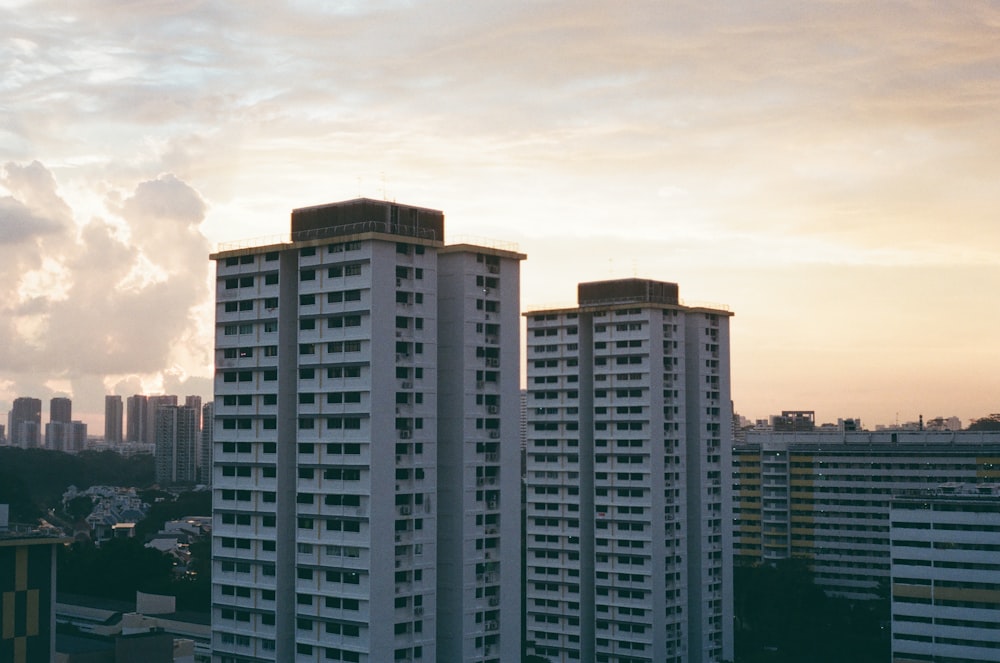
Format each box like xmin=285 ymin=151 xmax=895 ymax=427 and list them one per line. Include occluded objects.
xmin=2 ymin=0 xmax=999 ymax=432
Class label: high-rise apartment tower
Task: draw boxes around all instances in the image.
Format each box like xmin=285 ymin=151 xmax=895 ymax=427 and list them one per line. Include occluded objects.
xmin=9 ymin=398 xmax=41 ymax=449
xmin=210 ymin=198 xmax=524 ymax=663
xmin=524 ymin=278 xmax=734 ymax=663
xmin=105 ymin=395 xmax=124 ymax=444
xmin=155 ymin=405 xmax=199 ymax=485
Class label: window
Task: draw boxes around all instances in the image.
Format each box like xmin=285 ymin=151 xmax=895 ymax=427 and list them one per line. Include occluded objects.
xmin=301 ymin=269 xmax=316 ymax=281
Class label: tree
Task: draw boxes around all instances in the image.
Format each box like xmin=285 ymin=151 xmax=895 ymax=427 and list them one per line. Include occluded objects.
xmin=967 ymin=414 xmax=1000 ymax=431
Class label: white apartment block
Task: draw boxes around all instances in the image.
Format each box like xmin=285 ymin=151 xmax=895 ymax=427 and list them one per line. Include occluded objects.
xmin=210 ymin=198 xmax=523 ymax=663
xmin=891 ymin=485 xmax=1000 ymax=662
xmin=524 ymin=278 xmax=733 ymax=663
xmin=733 ymin=431 xmax=1000 ymax=599
xmin=155 ymin=405 xmax=198 ymax=485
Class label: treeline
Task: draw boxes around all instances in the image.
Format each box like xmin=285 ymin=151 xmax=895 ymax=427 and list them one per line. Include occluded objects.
xmin=0 ymin=447 xmax=154 ymax=522
xmin=734 ymin=560 xmax=888 ymax=662
xmin=58 ymin=536 xmax=211 ymax=612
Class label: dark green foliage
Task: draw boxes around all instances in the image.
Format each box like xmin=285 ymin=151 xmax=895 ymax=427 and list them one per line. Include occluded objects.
xmin=58 ymin=538 xmax=174 ymax=601
xmin=734 ymin=560 xmax=888 ymax=663
xmin=0 ymin=448 xmax=154 ymax=522
xmin=134 ymin=490 xmax=211 ymax=540
xmin=967 ymin=414 xmax=1000 ymax=431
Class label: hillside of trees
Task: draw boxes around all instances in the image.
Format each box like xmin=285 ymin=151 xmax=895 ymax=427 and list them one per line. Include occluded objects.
xmin=0 ymin=447 xmax=154 ymax=522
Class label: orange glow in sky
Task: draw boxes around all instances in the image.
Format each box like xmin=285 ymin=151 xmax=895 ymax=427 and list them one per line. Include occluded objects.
xmin=1 ymin=1 xmax=999 ymax=429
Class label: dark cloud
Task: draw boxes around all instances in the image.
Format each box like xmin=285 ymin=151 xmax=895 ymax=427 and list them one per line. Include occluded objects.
xmin=0 ymin=196 xmax=63 ymax=244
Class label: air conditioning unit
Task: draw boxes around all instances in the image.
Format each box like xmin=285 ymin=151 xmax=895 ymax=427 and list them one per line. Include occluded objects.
xmin=489 ymin=431 xmax=500 ymax=439
xmin=487 ymin=264 xmax=499 ymax=274
xmin=414 ymin=607 xmax=424 ymax=617
xmin=486 ymin=620 xmax=499 ymax=630
xmin=488 ymin=596 xmax=500 ymax=606
xmin=400 ymin=505 xmax=411 ymax=515
xmin=487 ymin=405 xmax=498 ymax=414
xmin=485 ymin=358 xmax=499 ymax=367
xmin=401 ymin=381 xmax=412 ymax=389
xmin=399 ymin=430 xmax=412 ymax=439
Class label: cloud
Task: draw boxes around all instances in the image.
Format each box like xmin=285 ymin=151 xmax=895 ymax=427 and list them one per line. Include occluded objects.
xmin=0 ymin=196 xmax=62 ymax=244
xmin=0 ymin=162 xmax=211 ymax=424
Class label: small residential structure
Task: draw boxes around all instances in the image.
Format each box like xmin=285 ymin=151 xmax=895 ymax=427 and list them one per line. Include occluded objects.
xmin=62 ymin=486 xmax=148 ymax=544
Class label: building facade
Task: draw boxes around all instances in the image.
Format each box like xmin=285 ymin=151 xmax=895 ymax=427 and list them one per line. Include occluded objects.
xmin=43 ymin=421 xmax=86 ymax=453
xmin=201 ymin=402 xmax=214 ymax=486
xmin=524 ymin=278 xmax=734 ymax=663
xmin=9 ymin=398 xmax=41 ymax=449
xmin=105 ymin=395 xmax=124 ymax=445
xmin=146 ymin=395 xmax=179 ymax=446
xmin=733 ymin=430 xmax=1000 ymax=599
xmin=126 ymin=395 xmax=148 ymax=444
xmin=210 ymin=198 xmax=523 ymax=663
xmin=155 ymin=405 xmax=199 ymax=485
xmin=891 ymin=485 xmax=1000 ymax=662
xmin=0 ymin=507 xmax=65 ymax=663
xmin=49 ymin=398 xmax=71 ymax=425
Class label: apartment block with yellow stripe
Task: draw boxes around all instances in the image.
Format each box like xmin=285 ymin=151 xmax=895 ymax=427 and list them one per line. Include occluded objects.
xmin=891 ymin=485 xmax=1000 ymax=662
xmin=733 ymin=430 xmax=1000 ymax=599
xmin=0 ymin=506 xmax=65 ymax=663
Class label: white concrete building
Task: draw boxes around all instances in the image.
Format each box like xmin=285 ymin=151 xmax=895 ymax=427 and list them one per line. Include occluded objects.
xmin=891 ymin=484 xmax=1000 ymax=662
xmin=210 ymin=198 xmax=523 ymax=663
xmin=524 ymin=279 xmax=733 ymax=663
xmin=155 ymin=405 xmax=199 ymax=485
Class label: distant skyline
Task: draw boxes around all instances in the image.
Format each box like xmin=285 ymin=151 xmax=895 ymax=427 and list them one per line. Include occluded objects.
xmin=2 ymin=1 xmax=999 ymax=430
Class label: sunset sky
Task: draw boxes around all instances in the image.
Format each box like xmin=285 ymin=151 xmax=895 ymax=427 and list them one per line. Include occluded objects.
xmin=2 ymin=1 xmax=999 ymax=430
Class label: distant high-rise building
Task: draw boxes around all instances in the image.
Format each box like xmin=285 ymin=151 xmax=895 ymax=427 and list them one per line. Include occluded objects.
xmin=155 ymin=405 xmax=198 ymax=485
xmin=184 ymin=395 xmax=203 ymax=437
xmin=145 ymin=395 xmax=178 ymax=446
xmin=524 ymin=278 xmax=734 ymax=663
xmin=210 ymin=198 xmax=524 ymax=662
xmin=46 ymin=420 xmax=87 ymax=453
xmin=9 ymin=397 xmax=41 ymax=449
xmin=199 ymin=402 xmax=213 ymax=485
xmin=49 ymin=397 xmax=71 ymax=424
xmin=104 ymin=395 xmax=123 ymax=444
xmin=45 ymin=397 xmax=77 ymax=450
xmin=126 ymin=395 xmax=148 ymax=443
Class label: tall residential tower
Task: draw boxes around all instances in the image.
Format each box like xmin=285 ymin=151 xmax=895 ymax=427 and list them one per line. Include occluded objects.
xmin=524 ymin=279 xmax=734 ymax=663
xmin=210 ymin=198 xmax=524 ymax=663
